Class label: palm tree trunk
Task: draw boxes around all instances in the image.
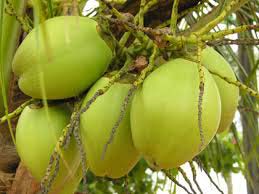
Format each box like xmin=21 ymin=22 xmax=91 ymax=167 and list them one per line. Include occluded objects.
xmin=238 ymin=37 xmax=259 ymax=194
xmin=225 ymin=174 xmax=233 ymax=194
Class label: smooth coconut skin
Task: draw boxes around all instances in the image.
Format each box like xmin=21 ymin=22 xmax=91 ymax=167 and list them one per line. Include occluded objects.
xmin=201 ymin=47 xmax=239 ymax=132
xmin=130 ymin=58 xmax=221 ymax=169
xmin=16 ymin=105 xmax=82 ymax=194
xmin=80 ymin=77 xmax=140 ymax=178
xmin=12 ymin=16 xmax=112 ymax=99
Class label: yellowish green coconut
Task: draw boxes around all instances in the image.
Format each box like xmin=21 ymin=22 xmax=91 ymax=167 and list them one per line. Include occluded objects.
xmin=130 ymin=58 xmax=221 ymax=169
xmin=12 ymin=16 xmax=112 ymax=99
xmin=201 ymin=47 xmax=239 ymax=133
xmin=80 ymin=77 xmax=140 ymax=178
xmin=16 ymin=105 xmax=82 ymax=194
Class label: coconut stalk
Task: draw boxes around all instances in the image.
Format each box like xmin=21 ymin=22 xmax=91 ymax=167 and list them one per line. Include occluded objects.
xmin=236 ymin=11 xmax=259 ymax=194
xmin=0 ymin=0 xmax=26 ymax=116
xmin=0 ymin=0 xmax=26 ymax=193
xmin=225 ymin=174 xmax=233 ymax=194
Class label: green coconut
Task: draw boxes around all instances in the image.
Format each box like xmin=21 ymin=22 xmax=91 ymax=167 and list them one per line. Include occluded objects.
xmin=12 ymin=16 xmax=112 ymax=100
xmin=201 ymin=47 xmax=239 ymax=132
xmin=130 ymin=58 xmax=221 ymax=169
xmin=80 ymin=76 xmax=140 ymax=178
xmin=16 ymin=105 xmax=82 ymax=194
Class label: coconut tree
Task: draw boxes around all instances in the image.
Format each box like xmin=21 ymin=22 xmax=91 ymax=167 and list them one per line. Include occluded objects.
xmin=0 ymin=0 xmax=258 ymax=194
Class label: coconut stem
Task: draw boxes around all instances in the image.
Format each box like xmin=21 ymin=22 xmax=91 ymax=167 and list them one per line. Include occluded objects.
xmin=189 ymin=161 xmax=203 ymax=194
xmin=122 ymin=175 xmax=130 ymax=194
xmin=40 ymin=102 xmax=86 ymax=194
xmin=207 ymin=38 xmax=259 ymax=46
xmin=195 ymin=0 xmax=240 ymax=35
xmin=138 ymin=0 xmax=146 ymax=26
xmin=119 ymin=0 xmax=158 ymax=47
xmin=41 ymin=58 xmax=133 ymax=192
xmin=80 ymin=58 xmax=132 ymax=116
xmin=5 ymin=0 xmax=32 ymax=32
xmin=0 ymin=99 xmax=36 ymax=124
xmin=73 ymin=119 xmax=88 ymax=193
xmin=162 ymin=169 xmax=192 ymax=194
xmin=178 ymin=167 xmax=197 ymax=194
xmin=46 ymin=0 xmax=53 ymax=17
xmin=99 ymin=0 xmax=155 ymax=47
xmin=196 ymin=40 xmax=205 ymax=151
xmin=170 ymin=0 xmax=179 ymax=35
xmin=193 ymin=158 xmax=224 ymax=194
xmin=44 ymin=155 xmax=61 ymax=194
xmin=209 ymin=70 xmax=259 ymax=99
xmin=152 ymin=0 xmax=209 ymax=29
xmin=201 ymin=24 xmax=259 ymax=42
xmin=40 ymin=152 xmax=58 ymax=194
xmin=133 ymin=45 xmax=158 ymax=86
xmin=101 ymin=85 xmax=136 ymax=160
xmin=101 ymin=45 xmax=158 ymax=159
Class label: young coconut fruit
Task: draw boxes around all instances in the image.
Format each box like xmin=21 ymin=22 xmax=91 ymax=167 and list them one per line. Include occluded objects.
xmin=130 ymin=58 xmax=221 ymax=169
xmin=80 ymin=76 xmax=140 ymax=178
xmin=201 ymin=47 xmax=239 ymax=133
xmin=12 ymin=16 xmax=112 ymax=100
xmin=16 ymin=104 xmax=82 ymax=194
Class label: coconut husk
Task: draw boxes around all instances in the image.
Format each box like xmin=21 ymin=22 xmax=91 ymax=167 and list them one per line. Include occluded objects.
xmin=7 ymin=163 xmax=40 ymax=194
xmin=0 ymin=171 xmax=14 ymax=194
xmin=0 ymin=144 xmax=19 ymax=174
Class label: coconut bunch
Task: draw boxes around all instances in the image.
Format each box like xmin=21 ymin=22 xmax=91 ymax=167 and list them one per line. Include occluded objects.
xmin=7 ymin=13 xmax=241 ymax=194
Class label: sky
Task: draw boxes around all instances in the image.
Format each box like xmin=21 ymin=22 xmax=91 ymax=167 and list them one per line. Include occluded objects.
xmin=154 ymin=163 xmax=247 ymax=194
xmin=82 ymin=1 xmax=249 ymax=193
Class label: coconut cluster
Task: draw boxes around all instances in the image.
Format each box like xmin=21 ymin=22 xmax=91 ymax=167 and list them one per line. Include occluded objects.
xmin=13 ymin=16 xmax=239 ymax=193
